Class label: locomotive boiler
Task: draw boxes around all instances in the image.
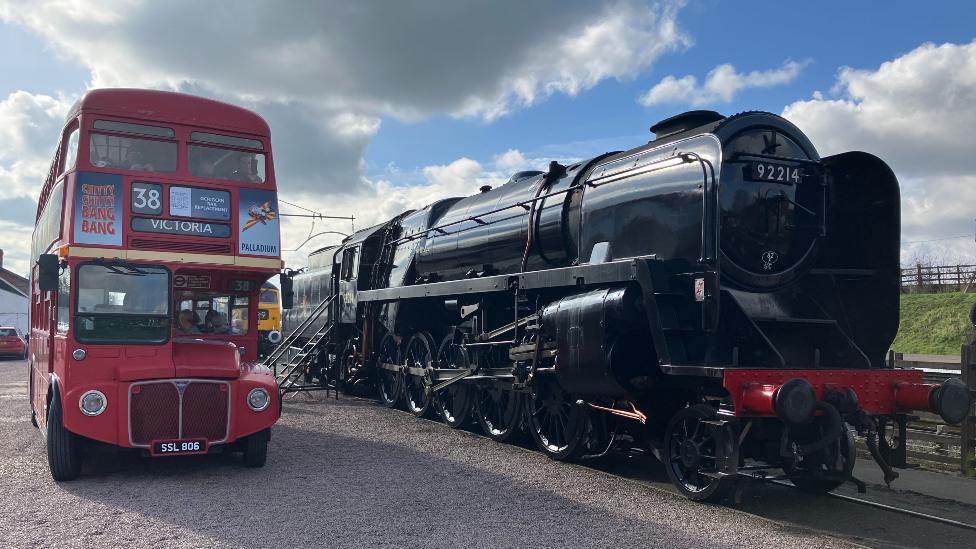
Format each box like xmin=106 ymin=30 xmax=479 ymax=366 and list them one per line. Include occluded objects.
xmin=276 ymin=110 xmax=969 ymax=501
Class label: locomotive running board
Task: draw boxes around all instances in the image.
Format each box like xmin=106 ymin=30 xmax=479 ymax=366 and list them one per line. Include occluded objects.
xmin=356 ymin=257 xmax=650 ymax=303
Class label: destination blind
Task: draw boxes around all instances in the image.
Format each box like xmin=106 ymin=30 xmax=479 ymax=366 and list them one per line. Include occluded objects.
xmin=131 ymin=217 xmax=231 ymax=238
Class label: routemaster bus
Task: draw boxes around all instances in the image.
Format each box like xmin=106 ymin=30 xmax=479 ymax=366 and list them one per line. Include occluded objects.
xmin=29 ymin=89 xmax=283 ymax=480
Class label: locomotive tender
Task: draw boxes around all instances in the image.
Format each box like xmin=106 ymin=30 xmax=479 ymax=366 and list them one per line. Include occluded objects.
xmin=280 ymin=110 xmax=970 ymax=501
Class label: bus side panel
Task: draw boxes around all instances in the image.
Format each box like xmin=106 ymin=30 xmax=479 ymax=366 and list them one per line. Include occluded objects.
xmin=29 ymin=268 xmax=55 ymax=430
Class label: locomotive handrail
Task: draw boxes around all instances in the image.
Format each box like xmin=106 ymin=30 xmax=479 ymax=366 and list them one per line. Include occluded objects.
xmin=585 ymin=153 xmax=694 ymax=187
xmin=384 ymin=184 xmax=582 ymax=246
xmin=383 ymin=154 xmax=697 ymax=248
xmin=683 ymin=151 xmax=718 ymax=265
xmin=726 ymin=152 xmax=823 ymax=165
xmin=262 ymin=294 xmax=336 ymax=369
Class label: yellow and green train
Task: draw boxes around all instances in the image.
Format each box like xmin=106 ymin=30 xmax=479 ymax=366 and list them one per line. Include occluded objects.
xmin=258 ymin=282 xmax=283 ymax=356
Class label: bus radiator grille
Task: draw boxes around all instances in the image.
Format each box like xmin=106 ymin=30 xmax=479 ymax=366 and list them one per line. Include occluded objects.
xmin=129 ymin=382 xmax=180 ymax=445
xmin=128 ymin=380 xmax=231 ymax=446
xmin=181 ymin=383 xmax=230 ymax=441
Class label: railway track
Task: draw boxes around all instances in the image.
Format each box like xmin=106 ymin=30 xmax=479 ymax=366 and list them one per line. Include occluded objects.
xmin=587 ymin=452 xmax=976 ymax=536
xmin=763 ymin=479 xmax=976 ymax=532
xmin=307 ymin=391 xmax=976 ymax=542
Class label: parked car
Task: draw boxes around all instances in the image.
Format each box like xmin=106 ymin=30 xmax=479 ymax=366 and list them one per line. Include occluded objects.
xmin=0 ymin=327 xmax=26 ymax=359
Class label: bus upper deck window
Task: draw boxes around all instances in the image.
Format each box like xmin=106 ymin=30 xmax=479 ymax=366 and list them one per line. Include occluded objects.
xmin=89 ymin=133 xmax=177 ymax=173
xmin=188 ymin=132 xmax=266 ymax=183
xmin=61 ymin=127 xmax=79 ymax=174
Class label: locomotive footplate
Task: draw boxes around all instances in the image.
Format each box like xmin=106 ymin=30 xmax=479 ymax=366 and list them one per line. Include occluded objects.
xmin=723 ymin=368 xmax=969 ymax=422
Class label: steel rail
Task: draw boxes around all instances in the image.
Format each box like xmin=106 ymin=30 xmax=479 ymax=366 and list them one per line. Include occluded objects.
xmin=292 ymin=392 xmax=976 ymax=535
xmin=766 ymin=479 xmax=976 ymax=532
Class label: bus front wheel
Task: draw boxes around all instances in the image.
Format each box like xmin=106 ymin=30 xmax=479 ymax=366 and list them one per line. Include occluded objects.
xmin=47 ymin=392 xmax=82 ymax=481
xmin=243 ymin=428 xmax=269 ymax=468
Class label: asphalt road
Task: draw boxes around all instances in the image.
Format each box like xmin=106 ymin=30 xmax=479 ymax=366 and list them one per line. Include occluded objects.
xmin=0 ymin=359 xmax=971 ymax=548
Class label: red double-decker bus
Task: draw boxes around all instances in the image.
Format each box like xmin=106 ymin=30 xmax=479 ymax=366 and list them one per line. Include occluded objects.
xmin=28 ymin=89 xmax=282 ymax=480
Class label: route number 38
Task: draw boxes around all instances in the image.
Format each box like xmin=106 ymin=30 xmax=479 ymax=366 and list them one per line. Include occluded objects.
xmin=133 ymin=187 xmax=161 ymax=209
xmin=131 ymin=182 xmax=164 ymax=214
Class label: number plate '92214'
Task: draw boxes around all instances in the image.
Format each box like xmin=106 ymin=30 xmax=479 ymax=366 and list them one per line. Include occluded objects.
xmin=151 ymin=439 xmax=208 ymax=457
xmin=746 ymin=161 xmax=802 ymax=184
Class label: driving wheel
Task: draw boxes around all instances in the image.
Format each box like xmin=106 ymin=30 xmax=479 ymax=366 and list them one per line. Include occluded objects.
xmin=663 ymin=404 xmax=736 ymax=502
xmin=403 ymin=332 xmax=435 ymax=418
xmin=376 ymin=333 xmax=402 ymax=408
xmin=474 ymin=383 xmax=522 ymax=442
xmin=526 ymin=376 xmax=587 ymax=460
xmin=434 ymin=332 xmax=473 ymax=428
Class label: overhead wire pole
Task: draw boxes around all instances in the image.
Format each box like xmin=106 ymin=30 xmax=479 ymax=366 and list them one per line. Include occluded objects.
xmin=278 ymin=198 xmax=355 ymax=231
xmin=285 ymin=231 xmax=351 ymax=252
xmin=277 ymin=198 xmax=356 ymax=252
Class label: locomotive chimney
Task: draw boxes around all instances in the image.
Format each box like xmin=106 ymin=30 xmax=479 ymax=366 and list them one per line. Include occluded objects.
xmin=479 ymin=185 xmax=492 ymax=193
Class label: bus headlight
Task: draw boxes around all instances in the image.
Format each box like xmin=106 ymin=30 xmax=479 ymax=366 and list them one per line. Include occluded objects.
xmin=79 ymin=390 xmax=107 ymax=416
xmin=247 ymin=388 xmax=271 ymax=412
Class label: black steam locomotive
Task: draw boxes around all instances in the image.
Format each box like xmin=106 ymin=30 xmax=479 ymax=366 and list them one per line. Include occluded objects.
xmin=277 ymin=110 xmax=969 ymax=501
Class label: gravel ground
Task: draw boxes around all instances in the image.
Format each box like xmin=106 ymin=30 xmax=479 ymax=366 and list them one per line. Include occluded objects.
xmin=0 ymin=359 xmax=967 ymax=548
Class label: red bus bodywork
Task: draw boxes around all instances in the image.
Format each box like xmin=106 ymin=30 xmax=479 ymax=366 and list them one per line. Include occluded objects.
xmin=29 ymin=89 xmax=281 ymax=477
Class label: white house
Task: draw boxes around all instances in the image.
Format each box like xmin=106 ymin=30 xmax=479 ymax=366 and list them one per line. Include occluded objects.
xmin=0 ymin=250 xmax=29 ymax=334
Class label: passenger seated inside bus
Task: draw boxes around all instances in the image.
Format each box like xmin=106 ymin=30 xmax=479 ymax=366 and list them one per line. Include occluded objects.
xmin=90 ymin=143 xmax=112 ymax=168
xmin=89 ymin=132 xmax=177 ymax=172
xmin=176 ymin=309 xmax=201 ymax=334
xmin=204 ymin=310 xmax=230 ymax=334
xmin=176 ymin=292 xmax=249 ymax=336
xmin=231 ymin=153 xmax=261 ymax=183
xmin=124 ymin=148 xmax=155 ymax=171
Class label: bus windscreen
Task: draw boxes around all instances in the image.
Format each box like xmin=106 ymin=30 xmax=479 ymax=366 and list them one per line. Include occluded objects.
xmin=74 ymin=264 xmax=170 ymax=343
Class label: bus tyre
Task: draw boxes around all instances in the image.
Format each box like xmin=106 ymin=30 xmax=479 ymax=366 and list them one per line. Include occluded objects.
xmin=243 ymin=428 xmax=270 ymax=468
xmin=47 ymin=393 xmax=82 ymax=481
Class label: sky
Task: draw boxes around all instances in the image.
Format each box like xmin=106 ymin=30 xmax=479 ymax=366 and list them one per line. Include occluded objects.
xmin=0 ymin=0 xmax=974 ymax=276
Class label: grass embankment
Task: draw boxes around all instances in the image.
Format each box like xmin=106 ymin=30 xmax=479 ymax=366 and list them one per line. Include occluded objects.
xmin=891 ymin=292 xmax=973 ymax=355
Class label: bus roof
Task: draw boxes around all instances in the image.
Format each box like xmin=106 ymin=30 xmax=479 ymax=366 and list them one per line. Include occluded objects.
xmin=68 ymin=88 xmax=270 ymax=136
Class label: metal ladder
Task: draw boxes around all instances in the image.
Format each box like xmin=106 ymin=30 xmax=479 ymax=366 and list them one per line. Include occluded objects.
xmin=262 ymin=294 xmax=337 ymax=394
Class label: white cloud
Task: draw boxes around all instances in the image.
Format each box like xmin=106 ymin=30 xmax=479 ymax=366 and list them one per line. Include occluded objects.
xmin=0 ymin=91 xmax=76 ymax=276
xmin=0 ymin=217 xmax=35 ymax=277
xmin=784 ymin=40 xmax=976 ymax=178
xmin=0 ymin=0 xmax=688 ymax=122
xmin=494 ymin=149 xmax=528 ymax=173
xmin=278 ymin=157 xmax=512 ymax=267
xmin=0 ymin=1 xmax=699 ymax=273
xmin=640 ymin=60 xmax=805 ymax=106
xmin=0 ymin=91 xmax=73 ymax=196
xmin=0 ymin=0 xmax=692 ymax=225
xmin=454 ymin=1 xmax=691 ymax=120
xmin=782 ymin=40 xmax=976 ymax=263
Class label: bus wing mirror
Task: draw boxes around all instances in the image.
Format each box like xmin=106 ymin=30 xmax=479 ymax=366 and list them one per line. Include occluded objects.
xmin=37 ymin=254 xmax=59 ymax=292
xmin=280 ymin=274 xmax=294 ymax=310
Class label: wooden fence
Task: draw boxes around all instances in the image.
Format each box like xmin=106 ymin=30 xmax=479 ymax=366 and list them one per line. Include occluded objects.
xmin=901 ymin=264 xmax=976 ymax=292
